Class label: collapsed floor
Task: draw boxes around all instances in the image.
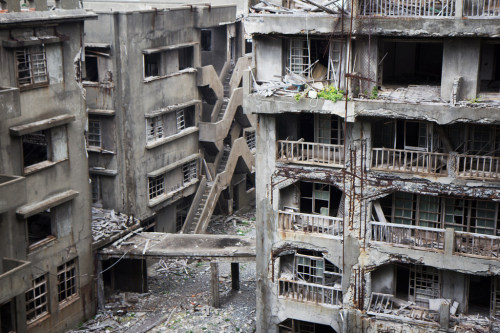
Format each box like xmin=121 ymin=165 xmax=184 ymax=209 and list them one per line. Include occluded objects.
xmin=68 ymin=211 xmax=257 ymax=333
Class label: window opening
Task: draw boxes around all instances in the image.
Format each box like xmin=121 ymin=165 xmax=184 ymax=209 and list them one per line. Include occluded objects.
xmin=0 ymin=299 xmax=16 ymax=333
xmin=84 ymin=56 xmax=99 ymax=82
xmin=183 ymin=160 xmax=197 ymax=184
xmin=315 ymin=115 xmax=344 ymax=145
xmin=409 ymin=265 xmax=440 ymax=307
xmin=146 ymin=116 xmax=164 ymax=142
xmin=381 ymin=41 xmax=443 ymax=86
xmin=479 ymin=43 xmax=500 ymax=93
xmin=23 ymin=130 xmax=49 ymax=168
xmin=25 ymin=274 xmax=49 ymax=323
xmin=91 ymin=175 xmax=101 ymax=205
xmin=176 ymin=109 xmax=185 ymax=131
xmin=201 ymin=30 xmax=212 ymax=51
xmin=179 ymin=47 xmax=194 ymax=70
xmin=176 ymin=200 xmax=190 ymax=232
xmin=144 ymin=53 xmax=160 ymax=77
xmin=88 ymin=118 xmax=102 ymax=148
xmin=148 ymin=175 xmax=165 ymax=200
xmin=27 ymin=209 xmax=53 ymax=247
xmin=57 ymin=259 xmax=77 ymax=304
xmin=16 ymin=46 xmax=48 ymax=87
xmin=468 ymin=275 xmax=491 ymax=316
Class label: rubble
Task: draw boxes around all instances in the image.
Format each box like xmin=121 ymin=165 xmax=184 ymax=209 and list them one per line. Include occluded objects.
xmin=250 ymin=0 xmax=348 ymax=15
xmin=92 ymin=207 xmax=141 ymax=245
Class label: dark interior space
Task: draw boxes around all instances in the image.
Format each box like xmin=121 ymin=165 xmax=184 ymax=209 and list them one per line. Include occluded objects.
xmin=245 ymin=39 xmax=253 ymax=54
xmin=382 ymin=41 xmax=443 ymax=86
xmin=144 ymin=53 xmax=159 ymax=77
xmin=396 ymin=265 xmax=410 ymax=300
xmin=84 ymin=56 xmax=99 ymax=82
xmin=27 ymin=209 xmax=52 ymax=246
xmin=0 ymin=300 xmax=15 ymax=333
xmin=279 ymin=318 xmax=337 ymax=333
xmin=480 ymin=43 xmax=500 ymax=93
xmin=310 ymin=39 xmax=331 ymax=71
xmin=185 ymin=106 xmax=195 ymax=128
xmin=298 ymin=113 xmax=314 ymax=142
xmin=201 ymin=29 xmax=212 ymax=51
xmin=23 ymin=130 xmax=49 ymax=167
xmin=179 ymin=47 xmax=194 ymax=70
xmin=468 ymin=275 xmax=491 ymax=315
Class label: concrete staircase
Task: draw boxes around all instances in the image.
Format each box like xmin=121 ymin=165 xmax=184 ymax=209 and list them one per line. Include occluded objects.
xmin=184 ymin=184 xmax=212 ymax=234
xmin=217 ymin=66 xmax=234 ymax=122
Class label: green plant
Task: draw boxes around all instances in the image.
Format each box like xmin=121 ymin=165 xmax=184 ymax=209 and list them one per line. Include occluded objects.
xmin=317 ymin=85 xmax=344 ymax=102
xmin=468 ymin=97 xmax=481 ymax=103
xmin=370 ymin=86 xmax=379 ymax=99
xmin=294 ymin=93 xmax=302 ymax=102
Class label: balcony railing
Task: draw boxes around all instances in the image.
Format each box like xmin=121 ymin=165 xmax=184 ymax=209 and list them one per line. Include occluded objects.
xmin=278 ymin=210 xmax=343 ymax=238
xmin=360 ymin=0 xmax=456 ymax=16
xmin=370 ymin=222 xmax=445 ymax=250
xmin=277 ymin=140 xmax=344 ymax=167
xmin=371 ymin=148 xmax=448 ymax=175
xmin=454 ymin=231 xmax=500 ymax=259
xmin=456 ymin=154 xmax=500 ymax=180
xmin=278 ymin=279 xmax=342 ymax=307
xmin=463 ymin=0 xmax=500 ymax=16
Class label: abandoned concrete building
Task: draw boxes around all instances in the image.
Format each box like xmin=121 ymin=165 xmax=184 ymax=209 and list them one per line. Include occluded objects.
xmin=82 ymin=1 xmax=256 ymax=238
xmin=0 ymin=1 xmax=96 ymax=332
xmin=245 ymin=0 xmax=500 ymax=332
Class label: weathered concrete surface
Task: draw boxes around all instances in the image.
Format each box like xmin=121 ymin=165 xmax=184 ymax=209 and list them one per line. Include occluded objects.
xmin=0 ymin=258 xmax=31 ymax=305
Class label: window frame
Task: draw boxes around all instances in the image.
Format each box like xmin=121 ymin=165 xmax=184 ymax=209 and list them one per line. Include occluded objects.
xmin=87 ymin=118 xmax=102 ymax=148
xmin=148 ymin=174 xmax=165 ymax=200
xmin=25 ymin=274 xmax=49 ymax=324
xmin=15 ymin=45 xmax=49 ymax=90
xmin=57 ymin=258 xmax=78 ymax=306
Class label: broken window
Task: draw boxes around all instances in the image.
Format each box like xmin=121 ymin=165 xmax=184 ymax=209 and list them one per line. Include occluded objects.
xmin=409 ymin=265 xmax=440 ymax=306
xmin=278 ymin=318 xmax=337 ymax=333
xmin=23 ymin=131 xmax=49 ymax=168
xmin=57 ymin=259 xmax=77 ymax=304
xmin=148 ymin=175 xmax=165 ymax=200
xmin=84 ymin=55 xmax=99 ymax=82
xmin=380 ymin=41 xmax=443 ymax=86
xmin=315 ymin=114 xmax=344 ymax=145
xmin=146 ymin=116 xmax=164 ymax=142
xmin=87 ymin=118 xmax=102 ymax=148
xmin=287 ymin=38 xmax=344 ymax=86
xmin=27 ymin=209 xmax=54 ymax=248
xmin=280 ymin=250 xmax=342 ymax=287
xmin=479 ymin=42 xmax=500 ymax=93
xmin=182 ymin=160 xmax=197 ymax=185
xmin=300 ymin=182 xmax=343 ymax=216
xmin=201 ymin=29 xmax=212 ymax=51
xmin=443 ymin=198 xmax=498 ymax=234
xmin=372 ymin=119 xmax=436 ymax=151
xmin=16 ymin=46 xmax=48 ymax=88
xmin=91 ymin=175 xmax=101 ymax=205
xmin=25 ymin=274 xmax=49 ymax=323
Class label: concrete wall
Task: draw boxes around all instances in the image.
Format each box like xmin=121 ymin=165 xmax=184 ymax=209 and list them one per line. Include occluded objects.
xmin=254 ymin=36 xmax=283 ymax=82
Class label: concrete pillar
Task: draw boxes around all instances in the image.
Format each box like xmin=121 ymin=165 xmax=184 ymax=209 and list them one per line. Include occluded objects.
xmin=97 ymin=256 xmax=104 ymax=310
xmin=444 ymin=228 xmax=455 ymax=255
xmin=27 ymin=0 xmax=48 ymax=11
xmin=210 ymin=262 xmax=220 ymax=308
xmin=455 ymin=0 xmax=464 ymax=17
xmin=439 ymin=301 xmax=450 ymax=329
xmin=242 ymin=69 xmax=252 ymax=96
xmin=231 ymin=262 xmax=240 ymax=290
xmin=4 ymin=0 xmax=20 ymax=12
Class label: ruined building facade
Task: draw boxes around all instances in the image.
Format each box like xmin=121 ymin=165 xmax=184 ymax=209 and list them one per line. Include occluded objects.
xmin=245 ymin=1 xmax=500 ymax=332
xmin=82 ymin=2 xmax=256 ymax=236
xmin=0 ymin=1 xmax=96 ymax=332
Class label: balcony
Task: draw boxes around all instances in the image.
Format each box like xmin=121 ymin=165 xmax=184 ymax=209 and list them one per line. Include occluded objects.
xmin=370 ymin=222 xmax=445 ymax=251
xmin=0 ymin=86 xmax=21 ymax=120
xmin=360 ymin=0 xmax=456 ymax=17
xmin=0 ymin=175 xmax=26 ymax=213
xmin=456 ymin=154 xmax=500 ymax=180
xmin=371 ymin=148 xmax=448 ymax=176
xmin=277 ymin=140 xmax=344 ymax=167
xmin=454 ymin=231 xmax=500 ymax=259
xmin=0 ymin=258 xmax=31 ymax=304
xmin=278 ymin=210 xmax=343 ymax=238
xmin=278 ymin=279 xmax=343 ymax=307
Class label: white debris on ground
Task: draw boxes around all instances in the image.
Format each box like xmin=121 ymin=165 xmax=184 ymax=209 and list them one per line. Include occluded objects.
xmin=69 ymin=209 xmax=256 ymax=333
xmin=92 ymin=207 xmax=141 ymax=243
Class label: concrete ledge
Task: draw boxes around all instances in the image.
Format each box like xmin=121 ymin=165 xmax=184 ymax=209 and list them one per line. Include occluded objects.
xmin=0 ymin=175 xmax=26 ymax=213
xmin=10 ymin=114 xmax=75 ymax=136
xmin=0 ymin=86 xmax=20 ymax=120
xmin=0 ymin=258 xmax=31 ymax=304
xmin=16 ymin=189 xmax=79 ymax=219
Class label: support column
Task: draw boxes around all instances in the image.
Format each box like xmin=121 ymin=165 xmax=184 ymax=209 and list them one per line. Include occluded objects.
xmin=210 ymin=262 xmax=220 ymax=308
xmin=97 ymin=255 xmax=104 ymax=310
xmin=444 ymin=228 xmax=455 ymax=256
xmin=231 ymin=262 xmax=240 ymax=290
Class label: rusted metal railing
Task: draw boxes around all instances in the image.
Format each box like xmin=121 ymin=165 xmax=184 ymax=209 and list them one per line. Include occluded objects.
xmin=278 ymin=210 xmax=343 ymax=238
xmin=371 ymin=148 xmax=448 ymax=175
xmin=277 ymin=140 xmax=344 ymax=167
xmin=456 ymin=154 xmax=500 ymax=180
xmin=370 ymin=222 xmax=445 ymax=250
xmin=278 ymin=279 xmax=342 ymax=307
xmin=454 ymin=231 xmax=500 ymax=259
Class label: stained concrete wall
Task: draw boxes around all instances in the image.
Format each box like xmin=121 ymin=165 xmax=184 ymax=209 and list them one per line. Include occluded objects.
xmin=254 ymin=36 xmax=283 ymax=82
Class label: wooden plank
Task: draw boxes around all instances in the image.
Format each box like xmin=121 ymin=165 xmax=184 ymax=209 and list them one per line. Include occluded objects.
xmin=211 ymin=263 xmax=220 ymax=308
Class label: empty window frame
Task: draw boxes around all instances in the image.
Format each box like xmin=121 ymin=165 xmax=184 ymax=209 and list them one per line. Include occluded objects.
xmin=91 ymin=175 xmax=101 ymax=205
xmin=146 ymin=116 xmax=165 ymax=142
xmin=179 ymin=47 xmax=194 ymax=70
xmin=84 ymin=55 xmax=99 ymax=82
xmin=479 ymin=42 xmax=500 ymax=93
xmin=21 ymin=127 xmax=69 ymax=171
xmin=287 ymin=38 xmax=344 ymax=84
xmin=176 ymin=109 xmax=186 ymax=131
xmin=293 ymin=251 xmax=342 ymax=286
xmin=300 ymin=182 xmax=343 ymax=216
xmin=144 ymin=53 xmax=160 ymax=78
xmin=27 ymin=209 xmax=54 ymax=248
xmin=201 ymin=30 xmax=212 ymax=51
xmin=57 ymin=259 xmax=78 ymax=304
xmin=409 ymin=265 xmax=440 ymax=306
xmin=87 ymin=118 xmax=102 ymax=148
xmin=143 ymin=46 xmax=194 ymax=79
xmin=25 ymin=274 xmax=49 ymax=323
xmin=372 ymin=119 xmax=435 ymax=151
xmin=315 ymin=114 xmax=344 ymax=145
xmin=378 ymin=192 xmax=499 ymax=234
xmin=182 ymin=160 xmax=198 ymax=184
xmin=148 ymin=175 xmax=165 ymax=200
xmin=380 ymin=41 xmax=443 ymax=86
xmin=16 ymin=46 xmax=49 ymax=88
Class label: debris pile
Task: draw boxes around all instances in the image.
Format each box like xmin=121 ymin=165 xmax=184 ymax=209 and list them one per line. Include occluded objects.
xmin=250 ymin=0 xmax=348 ymax=15
xmin=92 ymin=207 xmax=141 ymax=244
